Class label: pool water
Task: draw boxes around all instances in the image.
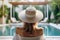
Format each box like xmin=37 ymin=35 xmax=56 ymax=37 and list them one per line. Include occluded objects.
xmin=0 ymin=25 xmax=60 ymax=36
xmin=40 ymin=25 xmax=60 ymax=36
xmin=47 ymin=25 xmax=60 ymax=36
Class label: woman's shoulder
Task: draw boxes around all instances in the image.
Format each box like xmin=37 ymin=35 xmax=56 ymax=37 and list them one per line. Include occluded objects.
xmin=35 ymin=27 xmax=43 ymax=36
xmin=36 ymin=27 xmax=43 ymax=31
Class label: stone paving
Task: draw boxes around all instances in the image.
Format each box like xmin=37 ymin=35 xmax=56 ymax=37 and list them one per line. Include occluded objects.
xmin=0 ymin=36 xmax=60 ymax=40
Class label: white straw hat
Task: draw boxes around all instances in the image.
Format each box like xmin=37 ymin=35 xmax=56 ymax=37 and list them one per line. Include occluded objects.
xmin=19 ymin=6 xmax=43 ymax=23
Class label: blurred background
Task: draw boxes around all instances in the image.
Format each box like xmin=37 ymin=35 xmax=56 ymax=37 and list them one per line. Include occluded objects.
xmin=0 ymin=0 xmax=60 ymax=36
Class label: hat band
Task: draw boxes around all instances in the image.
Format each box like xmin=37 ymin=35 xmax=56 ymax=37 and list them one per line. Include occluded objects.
xmin=25 ymin=14 xmax=35 ymax=18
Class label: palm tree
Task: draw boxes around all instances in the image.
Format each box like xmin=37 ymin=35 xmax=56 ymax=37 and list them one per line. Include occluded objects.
xmin=0 ymin=0 xmax=9 ymax=24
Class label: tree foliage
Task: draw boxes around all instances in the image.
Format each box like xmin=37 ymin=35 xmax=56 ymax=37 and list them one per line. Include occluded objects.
xmin=0 ymin=5 xmax=9 ymax=17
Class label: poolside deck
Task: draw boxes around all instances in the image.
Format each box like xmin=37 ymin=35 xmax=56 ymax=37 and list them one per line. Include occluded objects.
xmin=0 ymin=36 xmax=60 ymax=40
xmin=49 ymin=23 xmax=60 ymax=29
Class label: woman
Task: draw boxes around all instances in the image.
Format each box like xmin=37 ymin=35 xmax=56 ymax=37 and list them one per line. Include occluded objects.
xmin=13 ymin=6 xmax=45 ymax=40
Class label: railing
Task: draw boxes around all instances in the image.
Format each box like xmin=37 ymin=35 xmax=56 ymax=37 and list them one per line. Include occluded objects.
xmin=0 ymin=23 xmax=49 ymax=27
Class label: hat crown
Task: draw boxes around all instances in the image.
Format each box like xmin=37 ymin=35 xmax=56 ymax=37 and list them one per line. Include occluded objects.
xmin=26 ymin=6 xmax=36 ymax=18
xmin=26 ymin=6 xmax=36 ymax=11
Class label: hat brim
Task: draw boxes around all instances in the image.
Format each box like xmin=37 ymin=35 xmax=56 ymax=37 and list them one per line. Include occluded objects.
xmin=19 ymin=10 xmax=43 ymax=23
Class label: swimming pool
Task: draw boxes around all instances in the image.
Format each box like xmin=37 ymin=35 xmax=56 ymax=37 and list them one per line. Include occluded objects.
xmin=0 ymin=23 xmax=60 ymax=36
xmin=46 ymin=25 xmax=60 ymax=36
xmin=39 ymin=24 xmax=60 ymax=36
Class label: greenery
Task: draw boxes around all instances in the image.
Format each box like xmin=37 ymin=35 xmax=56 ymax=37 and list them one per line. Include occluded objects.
xmin=56 ymin=12 xmax=60 ymax=23
xmin=49 ymin=0 xmax=60 ymax=23
xmin=0 ymin=5 xmax=9 ymax=17
xmin=15 ymin=12 xmax=20 ymax=21
xmin=13 ymin=6 xmax=20 ymax=21
xmin=6 ymin=8 xmax=10 ymax=23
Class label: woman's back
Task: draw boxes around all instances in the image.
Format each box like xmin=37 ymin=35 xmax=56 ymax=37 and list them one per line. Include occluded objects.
xmin=14 ymin=23 xmax=45 ymax=40
xmin=16 ymin=27 xmax=43 ymax=37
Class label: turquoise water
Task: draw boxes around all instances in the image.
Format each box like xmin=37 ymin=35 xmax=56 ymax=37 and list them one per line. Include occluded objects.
xmin=39 ymin=25 xmax=60 ymax=36
xmin=47 ymin=25 xmax=60 ymax=36
xmin=0 ymin=25 xmax=60 ymax=36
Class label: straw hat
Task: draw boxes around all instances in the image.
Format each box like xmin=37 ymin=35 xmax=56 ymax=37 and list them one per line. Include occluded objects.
xmin=19 ymin=6 xmax=43 ymax=23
